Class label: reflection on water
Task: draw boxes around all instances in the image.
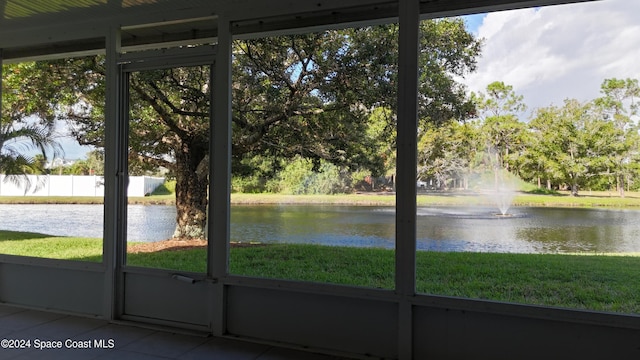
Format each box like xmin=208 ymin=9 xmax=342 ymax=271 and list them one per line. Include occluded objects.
xmin=0 ymin=204 xmax=106 ymax=239
xmin=127 ymin=205 xmax=175 ymax=241
xmin=231 ymin=205 xmax=396 ymax=248
xmin=1 ymin=204 xmax=640 ymax=254
xmin=0 ymin=204 xmax=176 ymax=241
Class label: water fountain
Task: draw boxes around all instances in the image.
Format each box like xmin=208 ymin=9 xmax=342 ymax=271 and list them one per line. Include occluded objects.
xmin=415 ymin=169 xmax=524 ymax=219
xmin=471 ymin=167 xmax=522 ymax=218
xmin=493 ymin=185 xmax=515 ymax=216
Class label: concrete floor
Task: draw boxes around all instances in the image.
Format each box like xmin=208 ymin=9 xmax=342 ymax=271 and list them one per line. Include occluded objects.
xmin=0 ymin=304 xmax=352 ymax=360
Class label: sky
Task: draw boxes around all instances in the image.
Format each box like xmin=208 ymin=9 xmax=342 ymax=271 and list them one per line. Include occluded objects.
xmin=460 ymin=0 xmax=640 ymax=120
xmin=55 ymin=121 xmax=92 ymax=160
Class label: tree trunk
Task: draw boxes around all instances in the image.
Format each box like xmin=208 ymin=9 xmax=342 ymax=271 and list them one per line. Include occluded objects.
xmin=618 ymin=174 xmax=625 ymax=198
xmin=172 ymin=140 xmax=209 ymax=239
xmin=571 ymin=182 xmax=579 ymax=197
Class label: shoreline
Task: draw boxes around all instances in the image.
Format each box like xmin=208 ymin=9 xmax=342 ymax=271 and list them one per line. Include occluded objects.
xmin=1 ymin=191 xmax=640 ymax=208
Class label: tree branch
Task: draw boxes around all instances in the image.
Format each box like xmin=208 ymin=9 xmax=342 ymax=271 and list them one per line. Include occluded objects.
xmin=130 ymin=81 xmax=189 ymax=139
xmin=147 ymin=81 xmax=209 ymax=118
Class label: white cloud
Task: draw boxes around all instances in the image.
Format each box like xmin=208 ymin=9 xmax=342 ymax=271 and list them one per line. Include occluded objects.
xmin=461 ymin=0 xmax=640 ymax=119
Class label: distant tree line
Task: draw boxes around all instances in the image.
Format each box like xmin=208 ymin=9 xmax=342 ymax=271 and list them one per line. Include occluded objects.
xmin=233 ymin=78 xmax=640 ymax=197
xmin=418 ymin=79 xmax=640 ymax=197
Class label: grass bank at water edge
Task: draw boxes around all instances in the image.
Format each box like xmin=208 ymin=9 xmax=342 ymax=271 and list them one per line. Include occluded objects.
xmin=0 ymin=231 xmax=638 ymax=314
xmin=4 ymin=191 xmax=640 ymax=207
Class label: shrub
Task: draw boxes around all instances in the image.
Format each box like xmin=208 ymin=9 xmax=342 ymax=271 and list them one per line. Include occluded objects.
xmin=275 ymin=156 xmax=347 ymax=195
xmin=275 ymin=156 xmax=313 ymax=194
xmin=232 ymin=176 xmax=267 ymax=193
xmin=151 ymin=180 xmax=176 ymax=195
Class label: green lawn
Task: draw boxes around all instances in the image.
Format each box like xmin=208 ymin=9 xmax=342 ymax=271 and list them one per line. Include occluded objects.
xmin=0 ymin=231 xmax=103 ymax=260
xmin=1 ymin=231 xmax=638 ymax=314
xmin=231 ymin=245 xmax=640 ymax=313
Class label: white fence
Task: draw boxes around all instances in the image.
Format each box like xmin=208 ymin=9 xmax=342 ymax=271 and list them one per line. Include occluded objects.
xmin=0 ymin=175 xmax=165 ymax=197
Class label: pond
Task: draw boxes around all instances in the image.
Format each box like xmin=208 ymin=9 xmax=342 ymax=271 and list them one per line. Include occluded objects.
xmin=1 ymin=203 xmax=639 ymax=254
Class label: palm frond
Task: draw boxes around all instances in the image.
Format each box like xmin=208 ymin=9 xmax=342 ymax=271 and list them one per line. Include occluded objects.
xmin=0 ymin=154 xmax=47 ymax=194
xmin=0 ymin=116 xmax=62 ymax=195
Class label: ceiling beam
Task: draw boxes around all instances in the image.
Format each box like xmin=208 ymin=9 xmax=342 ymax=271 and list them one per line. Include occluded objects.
xmin=0 ymin=0 xmax=600 ymax=62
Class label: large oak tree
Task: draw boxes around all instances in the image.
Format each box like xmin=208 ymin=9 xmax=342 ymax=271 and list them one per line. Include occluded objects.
xmin=7 ymin=19 xmax=481 ymax=239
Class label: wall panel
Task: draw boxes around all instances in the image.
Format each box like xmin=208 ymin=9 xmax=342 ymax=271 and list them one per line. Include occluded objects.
xmin=413 ymin=304 xmax=640 ymax=360
xmin=122 ymin=272 xmax=209 ymax=328
xmin=226 ymin=286 xmax=398 ymax=358
xmin=0 ymin=263 xmax=103 ymax=316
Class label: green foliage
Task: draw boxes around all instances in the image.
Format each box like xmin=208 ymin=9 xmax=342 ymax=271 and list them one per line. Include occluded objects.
xmin=232 ymin=155 xmax=279 ymax=193
xmin=231 ymin=20 xmax=480 ymax=174
xmin=273 ymin=156 xmax=347 ymax=195
xmin=362 ymin=107 xmax=396 ymax=177
xmin=592 ymin=78 xmax=640 ymax=196
xmin=472 ymin=81 xmax=528 ymax=177
xmin=273 ymin=157 xmax=311 ymax=194
xmin=525 ymin=187 xmax=561 ymax=196
xmin=232 ymin=176 xmax=268 ymax=193
xmin=417 ymin=119 xmax=476 ymax=188
xmin=349 ymin=168 xmax=373 ymax=191
xmin=311 ymin=161 xmax=347 ymax=194
xmin=1 ymin=63 xmax=63 ymax=190
xmin=151 ymin=180 xmax=176 ymax=196
xmin=418 ymin=19 xmax=482 ymax=123
xmin=413 ymin=78 xmax=640 ymax=196
xmin=472 ymin=81 xmax=527 ymax=117
xmin=527 ymin=99 xmax=618 ymax=195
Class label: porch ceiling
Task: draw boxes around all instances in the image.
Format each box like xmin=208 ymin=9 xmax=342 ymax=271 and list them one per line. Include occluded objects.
xmin=0 ymin=0 xmax=598 ymax=62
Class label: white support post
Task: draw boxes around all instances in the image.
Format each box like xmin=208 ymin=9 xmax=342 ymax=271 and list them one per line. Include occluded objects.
xmin=103 ymin=26 xmax=123 ymax=321
xmin=209 ymin=14 xmax=232 ymax=336
xmin=396 ymin=0 xmax=419 ymax=359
